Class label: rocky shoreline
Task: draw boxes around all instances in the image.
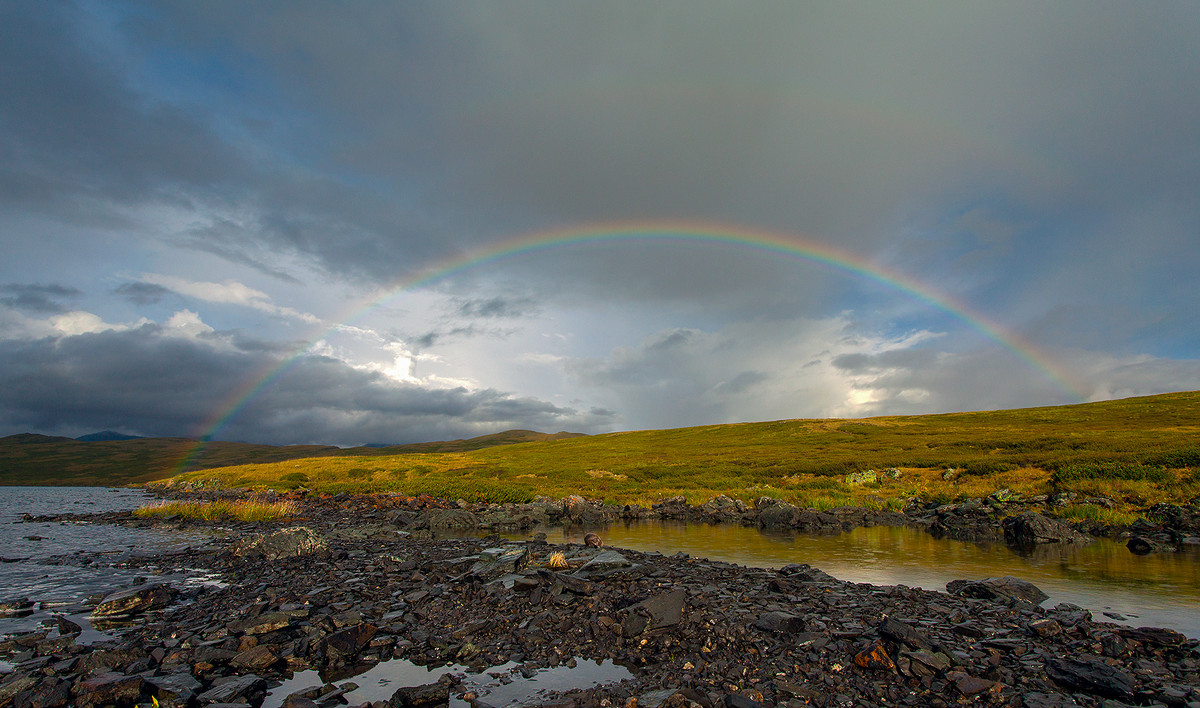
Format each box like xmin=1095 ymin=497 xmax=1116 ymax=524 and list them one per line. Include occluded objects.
xmin=2 ymin=492 xmax=1200 ymax=707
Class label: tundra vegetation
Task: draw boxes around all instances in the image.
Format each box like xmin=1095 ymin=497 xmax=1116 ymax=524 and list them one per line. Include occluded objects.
xmin=158 ymin=391 xmax=1200 ymax=516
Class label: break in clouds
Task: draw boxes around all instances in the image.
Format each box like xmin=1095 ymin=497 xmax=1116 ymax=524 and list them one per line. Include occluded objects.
xmin=1 ymin=2 xmax=1199 ymax=443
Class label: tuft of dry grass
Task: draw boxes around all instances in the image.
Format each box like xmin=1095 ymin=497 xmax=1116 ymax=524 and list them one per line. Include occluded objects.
xmin=544 ymin=551 xmax=568 ymax=569
xmin=133 ymin=499 xmax=298 ymax=522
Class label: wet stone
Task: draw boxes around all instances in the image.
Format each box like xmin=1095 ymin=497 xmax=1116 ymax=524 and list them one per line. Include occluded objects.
xmin=90 ymin=583 xmax=174 ymax=618
xmin=388 ymin=680 xmax=451 ymax=707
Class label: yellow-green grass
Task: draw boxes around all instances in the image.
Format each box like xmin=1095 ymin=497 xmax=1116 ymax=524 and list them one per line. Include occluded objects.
xmin=132 ymin=499 xmax=299 ymax=522
xmin=161 ymin=392 xmax=1200 ymax=515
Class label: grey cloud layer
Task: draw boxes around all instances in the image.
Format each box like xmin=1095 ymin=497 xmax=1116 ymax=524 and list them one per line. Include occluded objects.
xmin=0 ymin=325 xmax=609 ymax=445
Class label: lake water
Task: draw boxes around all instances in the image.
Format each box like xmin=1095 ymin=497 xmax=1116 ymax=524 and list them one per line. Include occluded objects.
xmin=1 ymin=488 xmax=1198 ymax=644
xmin=0 ymin=486 xmax=214 ymax=639
xmin=506 ymin=519 xmax=1200 ymax=638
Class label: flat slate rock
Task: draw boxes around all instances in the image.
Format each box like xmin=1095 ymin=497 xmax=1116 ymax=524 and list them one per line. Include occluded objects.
xmin=946 ymin=575 xmax=1049 ymax=606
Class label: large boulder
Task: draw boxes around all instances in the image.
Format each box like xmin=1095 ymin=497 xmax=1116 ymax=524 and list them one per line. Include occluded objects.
xmin=232 ymin=526 xmax=329 ymax=560
xmin=1003 ymin=512 xmax=1090 ymax=547
xmin=756 ymin=501 xmax=801 ymax=529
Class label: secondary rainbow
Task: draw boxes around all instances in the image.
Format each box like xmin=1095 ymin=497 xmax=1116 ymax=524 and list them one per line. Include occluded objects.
xmin=178 ymin=219 xmax=1088 ymax=470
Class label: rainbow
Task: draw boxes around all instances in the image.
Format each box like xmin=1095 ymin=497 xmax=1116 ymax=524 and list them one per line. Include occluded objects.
xmin=176 ymin=219 xmax=1088 ymax=471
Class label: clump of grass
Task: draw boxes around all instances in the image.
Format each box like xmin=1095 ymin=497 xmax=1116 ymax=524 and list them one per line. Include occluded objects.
xmin=133 ymin=499 xmax=298 ymax=522
xmin=544 ymin=551 xmax=568 ymax=569
xmin=1056 ymin=503 xmax=1139 ymax=527
xmin=791 ymin=493 xmax=852 ymax=511
xmin=1052 ymin=462 xmax=1173 ymax=485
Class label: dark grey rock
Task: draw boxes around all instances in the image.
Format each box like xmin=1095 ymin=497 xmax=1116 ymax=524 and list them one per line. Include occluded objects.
xmin=1003 ymin=512 xmax=1089 ymax=546
xmin=388 ymin=681 xmax=450 ymax=707
xmin=752 ymin=611 xmax=807 ymax=634
xmin=1045 ymin=656 xmax=1134 ymax=699
xmin=197 ymin=674 xmax=268 ymax=704
xmin=946 ymin=576 xmax=1049 ymax=606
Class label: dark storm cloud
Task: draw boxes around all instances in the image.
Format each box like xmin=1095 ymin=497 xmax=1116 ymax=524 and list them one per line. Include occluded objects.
xmin=0 ymin=283 xmax=82 ymax=313
xmin=0 ymin=326 xmax=609 ymax=445
xmin=112 ymin=282 xmax=171 ymax=306
xmin=0 ymin=3 xmax=249 ymax=218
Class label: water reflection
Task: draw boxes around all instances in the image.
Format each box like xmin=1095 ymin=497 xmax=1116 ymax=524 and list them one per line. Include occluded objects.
xmin=507 ymin=520 xmax=1200 ymax=638
xmin=262 ymin=658 xmax=633 ymax=708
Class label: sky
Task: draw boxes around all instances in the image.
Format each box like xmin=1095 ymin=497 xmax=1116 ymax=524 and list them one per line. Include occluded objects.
xmin=2 ymin=1 xmax=1198 ymax=446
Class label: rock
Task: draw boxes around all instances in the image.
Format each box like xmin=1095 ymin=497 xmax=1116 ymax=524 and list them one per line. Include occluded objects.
xmin=722 ymin=694 xmax=764 ymax=708
xmin=322 ymin=623 xmax=378 ymax=660
xmin=90 ymin=583 xmax=174 ymax=618
xmin=952 ymin=673 xmax=998 ymax=696
xmin=777 ymin=563 xmax=837 ymax=583
xmin=414 ymin=509 xmax=479 ymax=530
xmin=752 ymin=611 xmax=807 ymax=634
xmin=389 ymin=681 xmax=451 ymax=707
xmin=879 ymin=617 xmax=934 ymax=650
xmin=144 ymin=672 xmax=202 ymax=707
xmin=54 ymin=615 xmax=81 ymax=636
xmin=622 ymin=588 xmax=685 ymax=637
xmin=756 ymin=502 xmax=801 ymax=529
xmin=946 ymin=576 xmax=1049 ymax=606
xmin=577 ymin=549 xmax=632 ymax=574
xmin=845 ymin=470 xmax=877 ymax=485
xmin=637 ymin=688 xmax=685 ymax=708
xmin=853 ymin=640 xmax=895 ymax=671
xmin=465 ymin=546 xmax=529 ymax=582
xmin=229 ymin=611 xmax=292 ymax=635
xmin=231 ymin=643 xmax=280 ymax=671
xmin=584 ymin=532 xmax=603 ymax=547
xmin=13 ymin=677 xmax=70 ymax=707
xmin=1127 ymin=535 xmax=1166 ymax=554
xmin=1028 ymin=618 xmax=1063 ymax=637
xmin=1045 ymin=656 xmax=1134 ymax=699
xmin=1116 ymin=626 xmax=1187 ymax=647
xmin=232 ymin=526 xmax=329 ymax=560
xmin=74 ymin=672 xmax=144 ymax=707
xmin=1003 ymin=512 xmax=1089 ymax=546
xmin=197 ymin=674 xmax=268 ymax=705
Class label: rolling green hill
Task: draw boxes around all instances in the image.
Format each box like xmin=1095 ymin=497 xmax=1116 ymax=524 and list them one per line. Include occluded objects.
xmin=0 ymin=429 xmax=585 ymax=487
xmin=163 ymin=391 xmax=1200 ymax=511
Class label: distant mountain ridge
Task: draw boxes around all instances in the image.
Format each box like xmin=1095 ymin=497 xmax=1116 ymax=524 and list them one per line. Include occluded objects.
xmin=0 ymin=428 xmax=588 ymax=486
xmin=76 ymin=431 xmax=144 ymax=442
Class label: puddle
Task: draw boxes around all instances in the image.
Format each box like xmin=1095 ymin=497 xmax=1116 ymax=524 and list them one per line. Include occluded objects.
xmin=262 ymin=657 xmax=634 ymax=708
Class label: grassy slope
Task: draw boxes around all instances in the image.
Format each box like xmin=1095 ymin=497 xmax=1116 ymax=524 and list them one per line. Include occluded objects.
xmin=167 ymin=392 xmax=1200 ymax=510
xmin=0 ymin=430 xmax=584 ymax=487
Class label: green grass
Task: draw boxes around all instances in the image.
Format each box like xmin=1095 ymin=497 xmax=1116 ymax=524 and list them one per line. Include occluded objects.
xmin=1055 ymin=503 xmax=1140 ymax=527
xmin=152 ymin=391 xmax=1200 ymax=515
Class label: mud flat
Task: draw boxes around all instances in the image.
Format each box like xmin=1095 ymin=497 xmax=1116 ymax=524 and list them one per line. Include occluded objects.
xmin=2 ymin=494 xmax=1200 ymax=707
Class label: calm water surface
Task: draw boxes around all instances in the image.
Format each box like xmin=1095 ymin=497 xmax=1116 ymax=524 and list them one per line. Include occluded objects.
xmin=0 ymin=486 xmax=214 ymax=638
xmin=509 ymin=520 xmax=1200 ymax=638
